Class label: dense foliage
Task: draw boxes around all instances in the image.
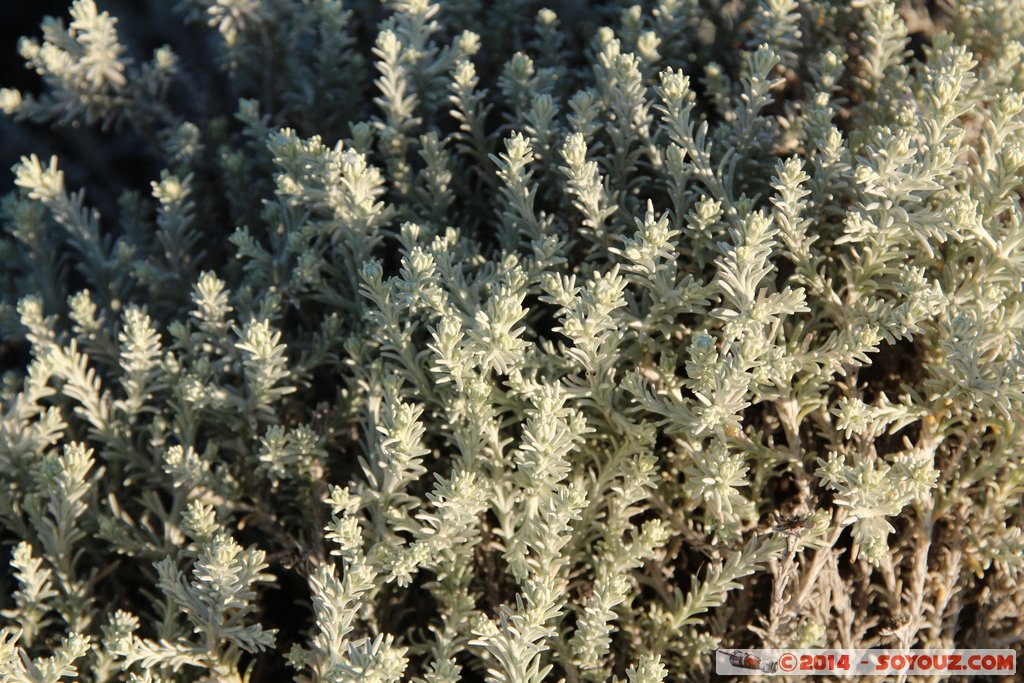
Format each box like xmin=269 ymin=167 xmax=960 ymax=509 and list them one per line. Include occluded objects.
xmin=1 ymin=0 xmax=1023 ymax=681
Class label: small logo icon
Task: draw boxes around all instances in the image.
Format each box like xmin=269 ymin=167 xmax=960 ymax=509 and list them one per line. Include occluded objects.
xmin=719 ymin=649 xmax=779 ymax=674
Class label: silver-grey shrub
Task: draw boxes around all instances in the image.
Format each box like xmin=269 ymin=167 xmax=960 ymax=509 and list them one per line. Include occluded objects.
xmin=1 ymin=0 xmax=1023 ymax=681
